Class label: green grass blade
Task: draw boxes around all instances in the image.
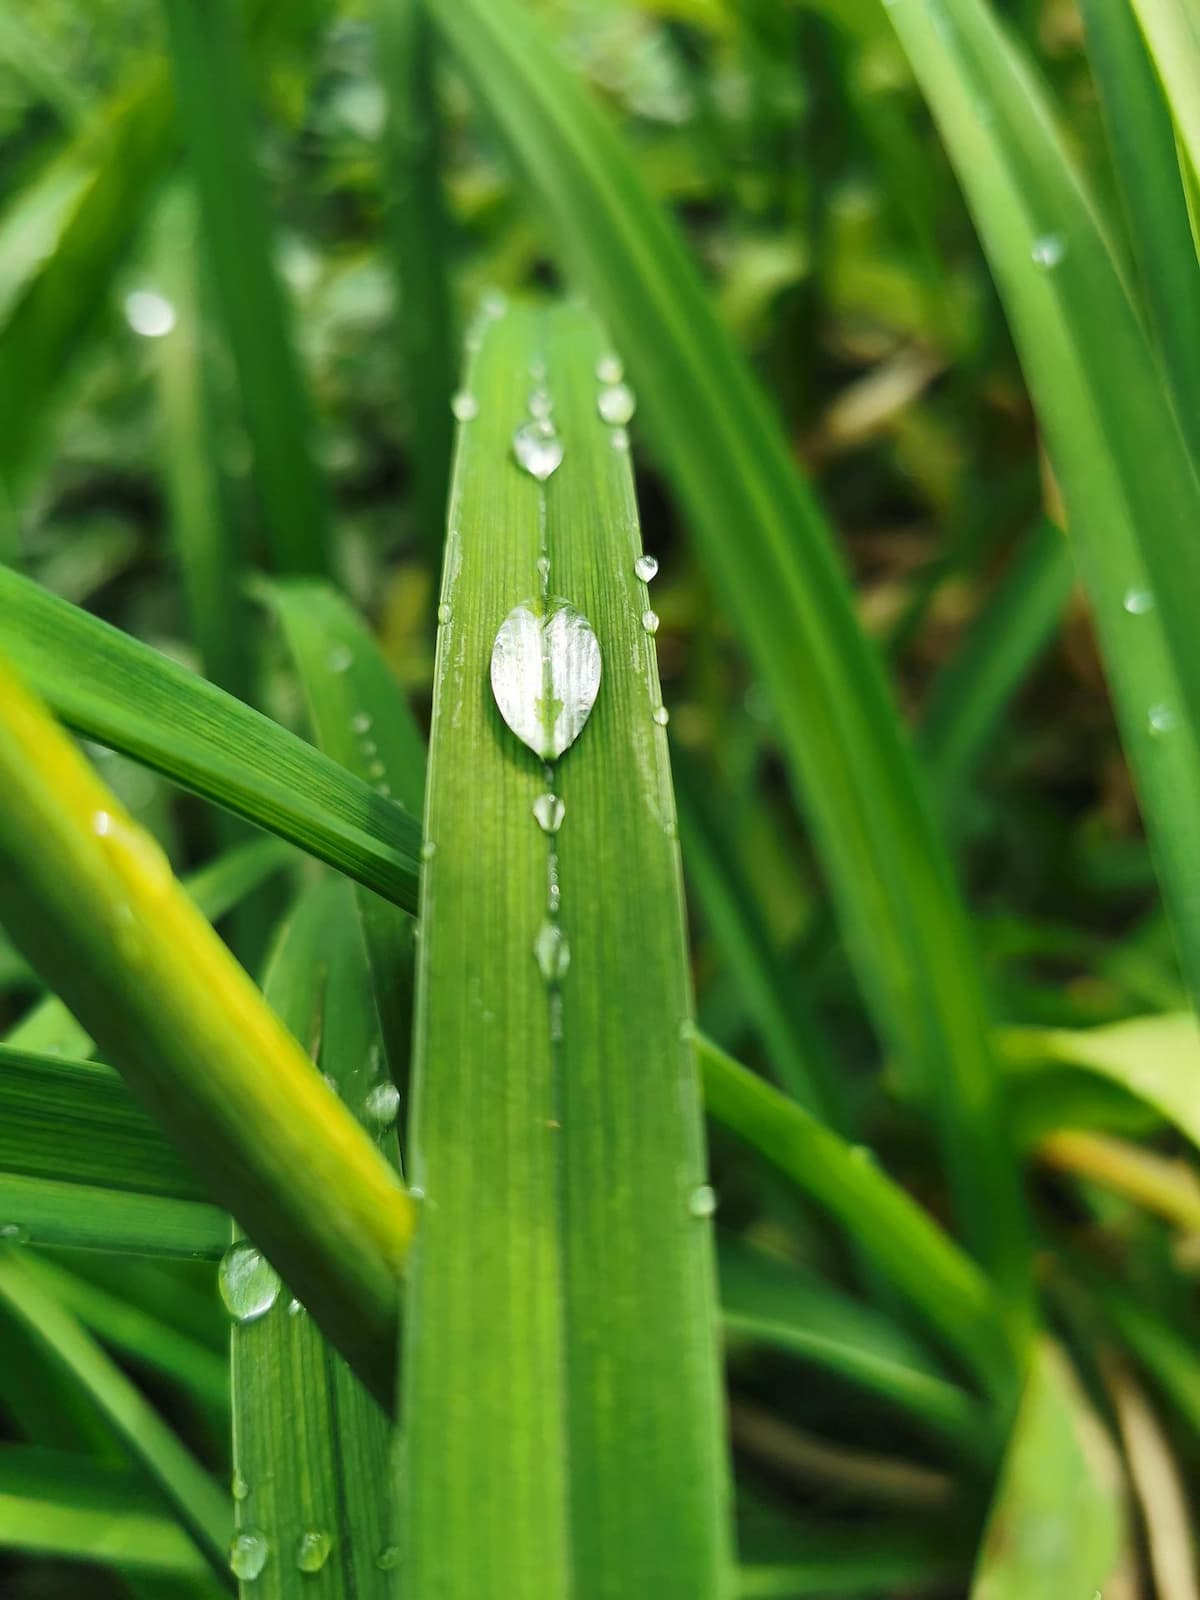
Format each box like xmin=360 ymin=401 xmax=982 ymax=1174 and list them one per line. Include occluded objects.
xmin=403 ymin=303 xmax=733 ymax=1598
xmin=228 ymin=878 xmax=396 ymax=1597
xmin=0 ymin=1173 xmax=226 ymax=1259
xmin=0 ymin=1249 xmax=231 ymax=1576
xmin=0 ymin=570 xmax=420 ymax=910
xmin=377 ymin=0 xmax=457 ymax=557
xmin=736 ymin=1525 xmax=963 ymax=1597
xmin=415 ymin=0 xmax=1029 ymax=1298
xmin=917 ymin=518 xmax=1073 ymax=818
xmin=878 ymin=0 xmax=1200 ymax=1016
xmin=0 ymin=1448 xmax=211 ymax=1577
xmin=0 ymin=655 xmax=413 ymax=1388
xmin=1078 ymin=0 xmax=1200 ymax=459
xmin=160 ymin=0 xmax=330 ymax=576
xmin=6 ymin=836 xmax=292 ymax=1057
xmin=1094 ymin=1281 xmax=1200 ymax=1440
xmin=265 ymin=579 xmax=425 ymax=1094
xmin=970 ymin=1341 xmax=1125 ymax=1599
xmin=698 ymin=1036 xmax=1014 ymax=1398
xmin=1126 ymin=0 xmax=1200 ymax=193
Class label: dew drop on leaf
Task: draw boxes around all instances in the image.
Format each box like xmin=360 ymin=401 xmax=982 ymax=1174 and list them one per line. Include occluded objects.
xmin=296 ymin=1530 xmax=332 ymax=1573
xmin=363 ymin=1081 xmax=401 ymax=1132
xmin=528 ymin=388 xmax=553 ymax=419
xmin=1031 ymin=233 xmax=1066 ymax=269
xmin=597 ymin=382 xmax=636 ymax=425
xmin=232 ymin=1472 xmax=250 ymax=1502
xmin=595 ymin=353 xmax=623 ymax=384
xmin=641 ymin=609 xmax=660 ymax=636
xmin=229 ymin=1531 xmax=270 ymax=1581
xmin=350 ymin=711 xmax=372 ymax=734
xmin=512 ymin=420 xmax=565 ymax=481
xmin=652 ymin=705 xmax=670 ymax=727
xmin=0 ymin=1223 xmax=29 ymax=1244
xmin=634 ymin=554 xmax=658 ymax=583
xmin=450 ymin=391 xmax=479 ymax=422
xmin=533 ymin=920 xmax=571 ymax=983
xmin=437 ymin=602 xmax=452 ymax=625
xmin=376 ymin=1546 xmax=402 ymax=1572
xmin=490 ymin=598 xmax=602 ymax=761
xmin=1148 ymin=704 xmax=1176 ymax=736
xmin=218 ymin=1242 xmax=281 ymax=1325
xmin=688 ymin=1185 xmax=717 ymax=1219
xmin=532 ymin=793 xmax=565 ymax=834
xmin=327 ymin=645 xmax=353 ymax=674
xmin=1123 ymin=589 xmax=1154 ymax=615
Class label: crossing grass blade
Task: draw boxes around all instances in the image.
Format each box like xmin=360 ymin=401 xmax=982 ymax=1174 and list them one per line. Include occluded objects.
xmin=265 ymin=579 xmax=425 ymax=1098
xmin=0 ymin=1448 xmax=211 ymax=1577
xmin=0 ymin=570 xmax=420 ymax=910
xmin=969 ymin=1341 xmax=1125 ymax=1599
xmin=0 ymin=654 xmax=413 ymax=1386
xmin=6 ymin=836 xmax=293 ymax=1057
xmin=402 ymin=302 xmax=733 ymax=1599
xmin=0 ymin=1174 xmax=225 ymax=1259
xmin=229 ymin=877 xmax=396 ymax=1597
xmin=1125 ymin=0 xmax=1200 ymax=193
xmin=414 ymin=0 xmax=1030 ymax=1302
xmin=875 ymin=0 xmax=1200 ymax=1018
xmin=0 ymin=1249 xmax=231 ymax=1576
xmin=161 ymin=0 xmax=330 ymax=577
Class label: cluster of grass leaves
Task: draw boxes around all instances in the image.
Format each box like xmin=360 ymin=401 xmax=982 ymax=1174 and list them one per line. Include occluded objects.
xmin=0 ymin=0 xmax=1198 ymax=1595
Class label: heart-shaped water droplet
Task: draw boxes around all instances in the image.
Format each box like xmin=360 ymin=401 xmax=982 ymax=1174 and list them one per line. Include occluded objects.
xmin=490 ymin=598 xmax=602 ymax=761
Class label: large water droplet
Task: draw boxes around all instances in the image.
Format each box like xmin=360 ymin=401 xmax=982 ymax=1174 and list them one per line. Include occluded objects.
xmin=1031 ymin=233 xmax=1066 ymax=269
xmin=533 ymin=793 xmax=565 ymax=834
xmin=490 ymin=598 xmax=602 ymax=761
xmin=124 ymin=290 xmax=177 ymax=339
xmin=634 ymin=554 xmax=658 ymax=583
xmin=596 ymin=353 xmax=623 ymax=384
xmin=512 ymin=420 xmax=564 ymax=482
xmin=641 ymin=610 xmax=660 ymax=636
xmin=534 ymin=920 xmax=571 ymax=982
xmin=296 ymin=1530 xmax=332 ymax=1573
xmin=219 ymin=1242 xmax=281 ymax=1325
xmin=451 ymin=391 xmax=479 ymax=422
xmin=689 ymin=1185 xmax=717 ymax=1219
xmin=363 ymin=1081 xmax=401 ymax=1132
xmin=1148 ymin=704 xmax=1176 ymax=736
xmin=1123 ymin=588 xmax=1154 ymax=615
xmin=597 ymin=383 xmax=636 ymax=425
xmin=230 ymin=1531 xmax=270 ymax=1581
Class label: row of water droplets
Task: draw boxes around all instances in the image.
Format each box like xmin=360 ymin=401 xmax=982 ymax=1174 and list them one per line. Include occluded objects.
xmin=326 ymin=645 xmax=397 ymax=799
xmin=1121 ymin=585 xmax=1176 ymax=736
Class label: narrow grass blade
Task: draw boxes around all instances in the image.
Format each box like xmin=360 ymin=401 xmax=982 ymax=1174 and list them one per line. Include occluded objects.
xmin=415 ymin=0 xmax=1029 ymax=1299
xmin=0 ymin=1173 xmax=225 ymax=1259
xmin=0 ymin=655 xmax=413 ymax=1388
xmin=877 ymin=0 xmax=1200 ymax=1021
xmin=161 ymin=0 xmax=330 ymax=576
xmin=698 ymin=1036 xmax=1013 ymax=1397
xmin=0 ymin=1448 xmax=210 ymax=1576
xmin=917 ymin=518 xmax=1073 ymax=818
xmin=0 ymin=570 xmax=420 ymax=909
xmin=228 ymin=879 xmax=396 ymax=1597
xmin=6 ymin=836 xmax=292 ymax=1057
xmin=377 ymin=0 xmax=457 ymax=556
xmin=1126 ymin=0 xmax=1200 ymax=192
xmin=970 ymin=1342 xmax=1125 ymax=1599
xmin=403 ymin=303 xmax=732 ymax=1599
xmin=265 ymin=579 xmax=425 ymax=1094
xmin=1037 ymin=1129 xmax=1200 ymax=1233
xmin=0 ymin=1248 xmax=231 ymax=1575
xmin=1092 ymin=1281 xmax=1200 ymax=1439
xmin=1078 ymin=0 xmax=1200 ymax=460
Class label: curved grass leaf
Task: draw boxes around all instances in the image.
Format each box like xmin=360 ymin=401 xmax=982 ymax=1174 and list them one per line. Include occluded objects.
xmin=403 ymin=303 xmax=733 ymax=1599
xmin=0 ymin=1173 xmax=225 ymax=1259
xmin=0 ymin=569 xmax=420 ymax=910
xmin=1126 ymin=0 xmax=1200 ymax=191
xmin=417 ymin=0 xmax=1029 ymax=1300
xmin=0 ymin=653 xmax=413 ymax=1387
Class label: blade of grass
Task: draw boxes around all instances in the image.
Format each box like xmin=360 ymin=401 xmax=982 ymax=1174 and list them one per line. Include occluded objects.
xmin=0 ymin=569 xmax=420 ymax=910
xmin=0 ymin=1173 xmax=226 ymax=1259
xmin=413 ymin=0 xmax=1030 ymax=1301
xmin=1126 ymin=0 xmax=1200 ymax=191
xmin=0 ymin=653 xmax=413 ymax=1391
xmin=228 ymin=877 xmax=396 ymax=1597
xmin=736 ymin=1525 xmax=963 ymax=1597
xmin=160 ymin=0 xmax=331 ymax=577
xmin=1089 ymin=1279 xmax=1200 ymax=1440
xmin=0 ymin=1447 xmax=211 ymax=1577
xmin=970 ymin=1341 xmax=1125 ymax=1599
xmin=403 ymin=303 xmax=732 ymax=1598
xmin=0 ymin=1248 xmax=231 ymax=1576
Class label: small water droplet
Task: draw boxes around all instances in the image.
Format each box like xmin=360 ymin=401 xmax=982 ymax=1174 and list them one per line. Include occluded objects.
xmin=437 ymin=601 xmax=452 ymax=626
xmin=360 ymin=740 xmax=378 ymax=758
xmin=597 ymin=383 xmax=636 ymax=426
xmin=1123 ymin=588 xmax=1154 ymax=615
xmin=536 ymin=555 xmax=551 ymax=583
xmin=376 ymin=1545 xmax=402 ymax=1572
xmin=363 ymin=1081 xmax=401 ymax=1132
xmin=1031 ymin=233 xmax=1066 ymax=269
xmin=634 ymin=555 xmax=659 ymax=583
xmin=296 ymin=1530 xmax=332 ymax=1574
xmin=327 ymin=645 xmax=353 ymax=674
xmin=530 ymin=357 xmax=547 ymax=382
xmin=533 ymin=920 xmax=571 ymax=982
xmin=350 ymin=711 xmax=372 ymax=734
xmin=596 ymin=353 xmax=623 ymax=384
xmin=124 ymin=289 xmax=176 ymax=338
xmin=368 ymin=760 xmax=386 ymax=780
xmin=689 ymin=1185 xmax=717 ymax=1219
xmin=287 ymin=1297 xmax=305 ymax=1318
xmin=230 ymin=1531 xmax=270 ymax=1581
xmin=409 ymin=1184 xmax=426 ymax=1202
xmin=219 ymin=1242 xmax=280 ymax=1324
xmin=528 ymin=388 xmax=553 ymax=419
xmin=451 ymin=391 xmax=479 ymax=422
xmin=490 ymin=598 xmax=602 ymax=760
xmin=533 ymin=793 xmax=565 ymax=833
xmin=652 ymin=705 xmax=670 ymax=727
xmin=482 ymin=288 xmax=507 ymax=318
xmin=512 ymin=420 xmax=564 ymax=481
xmin=421 ymin=839 xmax=437 ymax=861
xmin=611 ymin=427 xmax=630 ymax=451
xmin=641 ymin=609 xmax=659 ymax=636
xmin=91 ymin=810 xmax=173 ymax=894
xmin=231 ymin=1471 xmax=250 ymax=1501
xmin=378 ymin=782 xmax=392 ymax=798
xmin=1148 ymin=704 xmax=1176 ymax=736
xmin=0 ymin=1223 xmax=29 ymax=1244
